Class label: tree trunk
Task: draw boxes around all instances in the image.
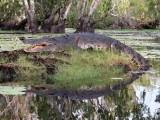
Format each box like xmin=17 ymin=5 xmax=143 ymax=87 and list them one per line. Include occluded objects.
xmin=75 ymin=0 xmax=101 ymax=33
xmin=75 ymin=17 xmax=94 ymax=33
xmin=51 ymin=21 xmax=65 ymax=33
xmin=41 ymin=11 xmax=63 ymax=33
xmin=15 ymin=18 xmax=27 ymax=30
xmin=41 ymin=0 xmax=72 ymax=33
xmin=23 ymin=0 xmax=37 ymax=33
xmin=0 ymin=19 xmax=27 ymax=30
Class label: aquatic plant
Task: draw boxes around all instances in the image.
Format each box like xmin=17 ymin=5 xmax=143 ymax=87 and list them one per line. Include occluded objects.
xmin=0 ymin=86 xmax=26 ymax=95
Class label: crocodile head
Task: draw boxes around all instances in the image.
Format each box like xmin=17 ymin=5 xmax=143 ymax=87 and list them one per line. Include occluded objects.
xmin=24 ymin=41 xmax=64 ymax=52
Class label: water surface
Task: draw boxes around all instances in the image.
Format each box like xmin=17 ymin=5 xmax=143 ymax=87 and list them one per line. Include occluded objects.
xmin=0 ymin=30 xmax=160 ymax=119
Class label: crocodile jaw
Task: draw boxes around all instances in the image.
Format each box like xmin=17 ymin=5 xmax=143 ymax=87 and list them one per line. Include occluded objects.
xmin=24 ymin=43 xmax=53 ymax=52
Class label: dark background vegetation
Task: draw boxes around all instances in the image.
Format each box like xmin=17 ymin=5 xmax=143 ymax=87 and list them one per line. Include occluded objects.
xmin=0 ymin=0 xmax=160 ymax=33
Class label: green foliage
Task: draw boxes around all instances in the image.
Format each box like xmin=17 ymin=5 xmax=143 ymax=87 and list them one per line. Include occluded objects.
xmin=0 ymin=0 xmax=24 ymax=22
xmin=147 ymin=0 xmax=160 ymax=21
xmin=0 ymin=0 xmax=159 ymax=29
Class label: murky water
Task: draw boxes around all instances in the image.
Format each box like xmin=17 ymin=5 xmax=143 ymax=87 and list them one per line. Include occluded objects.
xmin=0 ymin=30 xmax=160 ymax=120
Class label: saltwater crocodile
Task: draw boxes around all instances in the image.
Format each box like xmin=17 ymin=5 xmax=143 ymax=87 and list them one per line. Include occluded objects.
xmin=22 ymin=33 xmax=150 ymax=67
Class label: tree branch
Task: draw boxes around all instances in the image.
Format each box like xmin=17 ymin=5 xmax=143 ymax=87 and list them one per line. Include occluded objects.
xmin=0 ymin=95 xmax=16 ymax=116
xmin=29 ymin=0 xmax=35 ymax=13
xmin=91 ymin=1 xmax=120 ymax=25
xmin=81 ymin=0 xmax=87 ymax=16
xmin=63 ymin=0 xmax=73 ymax=20
xmin=23 ymin=0 xmax=29 ymax=11
xmin=88 ymin=0 xmax=101 ymax=17
xmin=44 ymin=6 xmax=60 ymax=24
xmin=77 ymin=0 xmax=82 ymax=19
xmin=91 ymin=5 xmax=114 ymax=25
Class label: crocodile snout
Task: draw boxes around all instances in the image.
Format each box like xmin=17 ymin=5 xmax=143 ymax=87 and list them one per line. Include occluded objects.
xmin=24 ymin=43 xmax=55 ymax=52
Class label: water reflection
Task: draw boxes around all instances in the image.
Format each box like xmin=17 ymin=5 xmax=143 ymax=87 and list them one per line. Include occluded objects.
xmin=0 ymin=94 xmax=35 ymax=120
xmin=0 ymin=66 xmax=154 ymax=120
xmin=26 ymin=67 xmax=148 ymax=100
xmin=0 ymin=87 xmax=159 ymax=120
xmin=0 ymin=31 xmax=160 ymax=119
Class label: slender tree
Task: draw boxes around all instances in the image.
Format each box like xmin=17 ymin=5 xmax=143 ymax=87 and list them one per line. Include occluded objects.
xmin=23 ymin=0 xmax=37 ymax=33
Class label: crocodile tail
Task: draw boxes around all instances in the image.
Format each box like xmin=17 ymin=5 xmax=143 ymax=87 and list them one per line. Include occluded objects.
xmin=122 ymin=45 xmax=150 ymax=67
xmin=111 ymin=42 xmax=150 ymax=67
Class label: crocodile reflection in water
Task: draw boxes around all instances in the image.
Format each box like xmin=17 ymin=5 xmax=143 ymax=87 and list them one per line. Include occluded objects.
xmin=26 ymin=66 xmax=150 ymax=100
xmin=1 ymin=78 xmax=159 ymax=120
xmin=3 ymin=65 xmax=148 ymax=119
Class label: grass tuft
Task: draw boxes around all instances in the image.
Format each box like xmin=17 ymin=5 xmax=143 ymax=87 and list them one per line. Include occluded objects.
xmin=52 ymin=49 xmax=134 ymax=89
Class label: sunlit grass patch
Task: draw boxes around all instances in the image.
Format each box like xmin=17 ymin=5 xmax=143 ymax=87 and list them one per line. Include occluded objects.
xmin=52 ymin=49 xmax=133 ymax=89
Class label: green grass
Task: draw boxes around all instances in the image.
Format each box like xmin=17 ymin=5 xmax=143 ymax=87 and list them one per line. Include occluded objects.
xmin=0 ymin=30 xmax=141 ymax=90
xmin=0 ymin=49 xmax=134 ymax=90
xmin=52 ymin=49 xmax=134 ymax=89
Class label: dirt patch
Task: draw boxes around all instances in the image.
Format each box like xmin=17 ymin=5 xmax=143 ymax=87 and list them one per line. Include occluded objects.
xmin=0 ymin=63 xmax=19 ymax=82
